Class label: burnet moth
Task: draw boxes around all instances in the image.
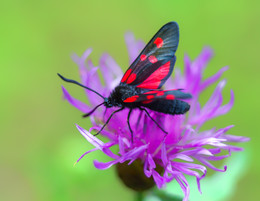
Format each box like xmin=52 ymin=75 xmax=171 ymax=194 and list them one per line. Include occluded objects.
xmin=58 ymin=22 xmax=192 ymax=141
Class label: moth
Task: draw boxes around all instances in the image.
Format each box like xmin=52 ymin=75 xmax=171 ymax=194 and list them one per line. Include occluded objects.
xmin=58 ymin=21 xmax=192 ymax=141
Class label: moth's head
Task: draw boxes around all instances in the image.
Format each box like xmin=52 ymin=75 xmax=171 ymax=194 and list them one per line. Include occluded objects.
xmin=104 ymin=97 xmax=113 ymax=108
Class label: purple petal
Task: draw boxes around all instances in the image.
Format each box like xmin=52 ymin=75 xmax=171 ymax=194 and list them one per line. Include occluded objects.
xmin=185 ymin=137 xmax=227 ymax=148
xmin=161 ymin=142 xmax=168 ymax=166
xmin=94 ymin=160 xmax=118 ymax=170
xmin=71 ymin=48 xmax=92 ymax=68
xmin=170 ymin=154 xmax=194 ymax=162
xmin=90 ymin=126 xmax=118 ymax=141
xmin=76 ymin=124 xmax=105 ymax=149
xmin=126 ymin=144 xmax=149 ymax=164
xmin=83 ymin=64 xmax=105 ymax=104
xmin=62 ymin=86 xmax=90 ymax=113
xmin=102 ymin=53 xmax=123 ymax=77
xmin=184 ymin=54 xmax=192 ymax=81
xmin=124 ymin=32 xmax=144 ymax=63
xmin=94 ymin=144 xmax=148 ymax=169
xmin=147 ymin=154 xmax=156 ymax=169
xmin=77 ymin=125 xmax=119 ymax=159
xmin=223 ymin=135 xmax=250 ymax=142
xmin=204 ymin=153 xmax=231 ymax=161
xmin=86 ymin=60 xmax=103 ymax=90
xmin=214 ymin=89 xmax=234 ymax=117
xmin=136 ymin=40 xmax=145 ymax=52
xmin=200 ymin=66 xmax=229 ymax=91
xmin=190 ymin=80 xmax=228 ymax=125
xmin=118 ymin=136 xmax=126 ymax=155
xmin=196 ymin=156 xmax=227 ymax=172
xmin=208 ymin=80 xmax=226 ymax=109
xmin=165 ymin=164 xmax=182 ymax=176
xmin=99 ymin=53 xmax=122 ymax=89
xmin=180 ymin=148 xmax=213 ymax=157
xmin=144 ymin=154 xmax=160 ymax=178
xmin=173 ymin=165 xmax=201 ymax=179
xmin=223 ymin=145 xmax=245 ymax=152
xmin=169 ymin=68 xmax=185 ymax=89
xmin=194 ymin=47 xmax=214 ymax=71
xmin=174 ymin=174 xmax=190 ymax=201
xmin=202 ymin=80 xmax=226 ymax=111
xmin=214 ymin=125 xmax=234 ymax=138
xmin=172 ymin=162 xmax=207 ymax=176
xmin=144 ymin=157 xmax=152 ymax=177
xmin=153 ymin=170 xmax=165 ymax=188
xmin=172 ymin=163 xmax=205 ymax=194
xmin=76 ymin=148 xmax=98 ymax=163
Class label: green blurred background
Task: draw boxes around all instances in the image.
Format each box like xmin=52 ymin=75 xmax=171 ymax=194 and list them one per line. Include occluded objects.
xmin=1 ymin=0 xmax=259 ymax=200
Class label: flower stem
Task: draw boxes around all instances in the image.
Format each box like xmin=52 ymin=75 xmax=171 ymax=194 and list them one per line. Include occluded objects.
xmin=136 ymin=192 xmax=144 ymax=201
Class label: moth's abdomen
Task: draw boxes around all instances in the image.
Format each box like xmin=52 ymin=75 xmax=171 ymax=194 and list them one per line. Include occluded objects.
xmin=144 ymin=99 xmax=190 ymax=115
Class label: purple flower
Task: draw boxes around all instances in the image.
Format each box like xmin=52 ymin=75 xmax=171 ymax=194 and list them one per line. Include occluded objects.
xmin=61 ymin=33 xmax=249 ymax=201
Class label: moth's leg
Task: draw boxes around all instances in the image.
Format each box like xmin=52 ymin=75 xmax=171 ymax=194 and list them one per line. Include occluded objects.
xmin=138 ymin=107 xmax=168 ymax=134
xmin=94 ymin=107 xmax=125 ymax=136
xmin=82 ymin=102 xmax=104 ymax=118
xmin=103 ymin=107 xmax=108 ymax=122
xmin=127 ymin=109 xmax=133 ymax=142
xmin=135 ymin=110 xmax=143 ymax=130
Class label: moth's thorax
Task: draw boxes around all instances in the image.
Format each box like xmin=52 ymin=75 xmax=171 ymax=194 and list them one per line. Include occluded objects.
xmin=107 ymin=83 xmax=146 ymax=107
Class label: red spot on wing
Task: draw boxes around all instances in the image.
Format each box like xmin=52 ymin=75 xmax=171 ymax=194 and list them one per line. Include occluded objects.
xmin=140 ymin=54 xmax=147 ymax=61
xmin=144 ymin=91 xmax=156 ymax=94
xmin=147 ymin=95 xmax=154 ymax=99
xmin=124 ymin=95 xmax=139 ymax=103
xmin=148 ymin=55 xmax=158 ymax=63
xmin=166 ymin=94 xmax=175 ymax=100
xmin=142 ymin=100 xmax=153 ymax=104
xmin=121 ymin=69 xmax=132 ymax=82
xmin=126 ymin=73 xmax=137 ymax=84
xmin=154 ymin=37 xmax=163 ymax=48
xmin=157 ymin=91 xmax=164 ymax=96
xmin=137 ymin=61 xmax=171 ymax=89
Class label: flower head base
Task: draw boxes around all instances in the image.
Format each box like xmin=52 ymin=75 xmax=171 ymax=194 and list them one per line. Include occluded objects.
xmin=61 ymin=33 xmax=249 ymax=201
xmin=116 ymin=159 xmax=164 ymax=192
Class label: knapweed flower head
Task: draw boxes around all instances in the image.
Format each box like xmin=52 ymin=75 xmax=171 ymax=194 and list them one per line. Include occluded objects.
xmin=61 ymin=33 xmax=249 ymax=201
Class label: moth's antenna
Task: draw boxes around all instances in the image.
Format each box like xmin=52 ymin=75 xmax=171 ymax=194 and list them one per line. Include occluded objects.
xmin=58 ymin=73 xmax=105 ymax=99
xmin=83 ymin=102 xmax=105 ymax=118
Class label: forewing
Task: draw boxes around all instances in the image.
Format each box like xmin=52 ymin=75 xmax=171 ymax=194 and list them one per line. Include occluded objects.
xmin=123 ymin=90 xmax=192 ymax=104
xmin=120 ymin=22 xmax=179 ymax=89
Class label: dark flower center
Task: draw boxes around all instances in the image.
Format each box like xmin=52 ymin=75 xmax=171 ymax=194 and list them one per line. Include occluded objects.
xmin=115 ymin=159 xmax=164 ymax=192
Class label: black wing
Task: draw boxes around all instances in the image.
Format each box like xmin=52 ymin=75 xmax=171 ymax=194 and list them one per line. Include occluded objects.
xmin=120 ymin=22 xmax=179 ymax=89
xmin=123 ymin=89 xmax=191 ymax=104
